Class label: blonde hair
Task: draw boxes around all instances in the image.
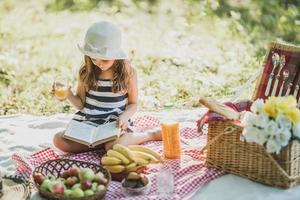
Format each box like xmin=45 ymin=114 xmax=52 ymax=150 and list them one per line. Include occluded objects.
xmin=78 ymin=56 xmax=133 ymax=93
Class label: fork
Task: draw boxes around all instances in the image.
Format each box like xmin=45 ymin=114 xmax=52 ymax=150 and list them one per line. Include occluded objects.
xmin=271 ymin=55 xmax=286 ymax=96
xmin=265 ymin=53 xmax=280 ymax=96
xmin=278 ymin=69 xmax=289 ymax=96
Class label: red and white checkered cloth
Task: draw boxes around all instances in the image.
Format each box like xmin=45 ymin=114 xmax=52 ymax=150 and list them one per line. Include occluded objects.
xmin=12 ymin=115 xmax=225 ymax=200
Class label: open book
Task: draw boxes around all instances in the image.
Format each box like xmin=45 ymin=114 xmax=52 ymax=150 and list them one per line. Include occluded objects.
xmin=63 ymin=120 xmax=120 ymax=148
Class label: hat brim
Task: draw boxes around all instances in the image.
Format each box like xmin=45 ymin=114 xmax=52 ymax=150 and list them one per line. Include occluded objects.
xmin=77 ymin=44 xmax=127 ymax=60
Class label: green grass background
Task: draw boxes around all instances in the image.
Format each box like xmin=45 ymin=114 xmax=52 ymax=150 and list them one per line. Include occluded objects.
xmin=1 ymin=0 xmax=300 ymax=115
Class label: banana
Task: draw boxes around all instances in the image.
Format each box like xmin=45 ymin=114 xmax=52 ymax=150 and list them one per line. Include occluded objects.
xmin=128 ymin=145 xmax=162 ymax=161
xmin=101 ymin=156 xmax=122 ymax=165
xmin=129 ymin=145 xmax=161 ymax=160
xmin=135 ymin=157 xmax=150 ymax=165
xmin=132 ymin=151 xmax=159 ymax=163
xmin=107 ymin=149 xmax=130 ymax=165
xmin=113 ymin=144 xmax=135 ymax=162
xmin=125 ymin=162 xmax=138 ymax=172
xmin=105 ymin=165 xmax=125 ymax=173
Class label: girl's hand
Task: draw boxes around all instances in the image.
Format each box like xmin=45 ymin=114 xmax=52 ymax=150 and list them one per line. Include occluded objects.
xmin=116 ymin=115 xmax=128 ymax=131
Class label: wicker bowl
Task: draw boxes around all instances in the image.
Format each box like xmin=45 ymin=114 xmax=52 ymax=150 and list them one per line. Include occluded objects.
xmin=32 ymin=159 xmax=111 ymax=200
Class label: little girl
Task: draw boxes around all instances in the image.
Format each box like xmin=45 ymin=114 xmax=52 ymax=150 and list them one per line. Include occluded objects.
xmin=53 ymin=21 xmax=161 ymax=153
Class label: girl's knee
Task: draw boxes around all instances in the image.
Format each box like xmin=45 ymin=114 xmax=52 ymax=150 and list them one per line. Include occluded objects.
xmin=104 ymin=141 xmax=115 ymax=151
xmin=53 ymin=132 xmax=66 ymax=150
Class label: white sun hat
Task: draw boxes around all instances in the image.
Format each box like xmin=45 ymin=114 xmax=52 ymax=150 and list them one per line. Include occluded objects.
xmin=77 ymin=21 xmax=127 ymax=60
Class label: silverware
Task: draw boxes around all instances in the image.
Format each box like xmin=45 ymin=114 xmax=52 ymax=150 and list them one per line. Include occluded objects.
xmin=285 ymin=83 xmax=293 ymax=96
xmin=265 ymin=53 xmax=280 ymax=96
xmin=271 ymin=55 xmax=285 ymax=96
xmin=294 ymin=85 xmax=299 ymax=98
xmin=297 ymin=86 xmax=300 ymax=107
xmin=278 ymin=69 xmax=289 ymax=96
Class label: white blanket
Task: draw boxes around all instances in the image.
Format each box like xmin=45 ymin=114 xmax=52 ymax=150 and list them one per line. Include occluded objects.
xmin=1 ymin=110 xmax=300 ymax=200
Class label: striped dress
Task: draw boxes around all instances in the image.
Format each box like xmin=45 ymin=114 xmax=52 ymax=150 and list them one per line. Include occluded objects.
xmin=72 ymin=79 xmax=128 ymax=125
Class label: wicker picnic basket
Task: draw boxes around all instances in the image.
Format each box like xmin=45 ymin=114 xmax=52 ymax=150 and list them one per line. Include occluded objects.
xmin=33 ymin=159 xmax=111 ymax=200
xmin=202 ymin=42 xmax=300 ymax=188
xmin=205 ymin=121 xmax=300 ymax=188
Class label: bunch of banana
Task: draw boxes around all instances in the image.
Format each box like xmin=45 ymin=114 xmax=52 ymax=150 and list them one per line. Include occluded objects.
xmin=101 ymin=144 xmax=162 ymax=174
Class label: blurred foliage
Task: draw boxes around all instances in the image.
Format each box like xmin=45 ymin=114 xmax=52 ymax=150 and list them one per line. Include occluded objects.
xmin=213 ymin=0 xmax=300 ymax=44
xmin=46 ymin=0 xmax=159 ymax=12
xmin=0 ymin=0 xmax=300 ymax=115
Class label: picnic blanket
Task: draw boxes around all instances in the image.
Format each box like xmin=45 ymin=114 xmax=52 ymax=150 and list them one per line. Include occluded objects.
xmin=10 ymin=113 xmax=225 ymax=200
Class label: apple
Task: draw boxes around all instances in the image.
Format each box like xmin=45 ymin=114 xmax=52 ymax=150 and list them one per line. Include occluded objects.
xmin=95 ymin=185 xmax=106 ymax=194
xmin=95 ymin=176 xmax=108 ymax=185
xmin=91 ymin=182 xmax=98 ymax=192
xmin=69 ymin=166 xmax=80 ymax=177
xmin=84 ymin=189 xmax=94 ymax=196
xmin=81 ymin=180 xmax=92 ymax=190
xmin=66 ymin=176 xmax=78 ymax=187
xmin=40 ymin=179 xmax=52 ymax=191
xmin=70 ymin=188 xmax=84 ymax=198
xmin=79 ymin=168 xmax=95 ymax=182
xmin=94 ymin=172 xmax=104 ymax=180
xmin=57 ymin=178 xmax=66 ymax=184
xmin=33 ymin=173 xmax=45 ymax=185
xmin=45 ymin=174 xmax=56 ymax=181
xmin=71 ymin=183 xmax=81 ymax=190
xmin=61 ymin=170 xmax=70 ymax=179
xmin=51 ymin=182 xmax=65 ymax=195
xmin=64 ymin=189 xmax=72 ymax=197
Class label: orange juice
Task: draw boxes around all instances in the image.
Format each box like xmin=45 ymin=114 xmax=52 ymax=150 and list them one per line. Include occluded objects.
xmin=54 ymin=85 xmax=68 ymax=100
xmin=161 ymin=121 xmax=181 ymax=159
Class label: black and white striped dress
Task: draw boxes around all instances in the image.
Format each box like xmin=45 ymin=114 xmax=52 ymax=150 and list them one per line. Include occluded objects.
xmin=72 ymin=79 xmax=128 ymax=125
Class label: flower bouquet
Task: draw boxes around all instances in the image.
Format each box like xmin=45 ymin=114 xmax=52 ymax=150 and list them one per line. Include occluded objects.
xmin=242 ymin=96 xmax=300 ymax=154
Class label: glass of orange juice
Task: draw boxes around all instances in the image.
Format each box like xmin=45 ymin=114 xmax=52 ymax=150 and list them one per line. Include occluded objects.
xmin=54 ymin=76 xmax=69 ymax=101
xmin=161 ymin=119 xmax=181 ymax=159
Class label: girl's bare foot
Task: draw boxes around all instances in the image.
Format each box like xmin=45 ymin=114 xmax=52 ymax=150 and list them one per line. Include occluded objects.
xmin=147 ymin=127 xmax=162 ymax=141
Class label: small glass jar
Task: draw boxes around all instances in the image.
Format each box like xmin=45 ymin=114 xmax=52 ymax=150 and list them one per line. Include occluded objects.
xmin=156 ymin=168 xmax=174 ymax=195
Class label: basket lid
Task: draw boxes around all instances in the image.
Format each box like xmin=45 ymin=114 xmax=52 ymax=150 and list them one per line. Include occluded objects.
xmin=0 ymin=175 xmax=31 ymax=200
xmin=253 ymin=42 xmax=300 ymax=100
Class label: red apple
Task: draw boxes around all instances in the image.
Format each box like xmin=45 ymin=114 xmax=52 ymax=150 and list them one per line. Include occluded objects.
xmin=51 ymin=182 xmax=65 ymax=195
xmin=66 ymin=176 xmax=78 ymax=187
xmin=81 ymin=180 xmax=92 ymax=190
xmin=95 ymin=176 xmax=108 ymax=185
xmin=69 ymin=166 xmax=80 ymax=177
xmin=61 ymin=170 xmax=70 ymax=179
xmin=33 ymin=173 xmax=45 ymax=185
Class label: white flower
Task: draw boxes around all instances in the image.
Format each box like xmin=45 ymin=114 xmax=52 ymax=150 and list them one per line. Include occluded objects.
xmin=242 ymin=126 xmax=259 ymax=143
xmin=266 ymin=138 xmax=282 ymax=154
xmin=255 ymin=128 xmax=269 ymax=145
xmin=275 ymin=114 xmax=292 ymax=130
xmin=241 ymin=112 xmax=256 ymax=127
xmin=275 ymin=128 xmax=291 ymax=147
xmin=254 ymin=113 xmax=270 ymax=129
xmin=265 ymin=120 xmax=279 ymax=136
xmin=250 ymin=99 xmax=264 ymax=114
xmin=292 ymin=123 xmax=300 ymax=139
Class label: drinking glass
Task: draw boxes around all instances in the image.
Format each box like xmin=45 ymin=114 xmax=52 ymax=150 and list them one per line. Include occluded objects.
xmin=54 ymin=76 xmax=69 ymax=101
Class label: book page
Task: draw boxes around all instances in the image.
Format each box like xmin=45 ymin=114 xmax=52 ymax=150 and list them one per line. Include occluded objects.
xmin=92 ymin=122 xmax=119 ymax=145
xmin=64 ymin=120 xmax=95 ymax=145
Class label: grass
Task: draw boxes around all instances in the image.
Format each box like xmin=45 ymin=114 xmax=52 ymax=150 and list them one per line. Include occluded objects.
xmin=0 ymin=0 xmax=299 ymax=115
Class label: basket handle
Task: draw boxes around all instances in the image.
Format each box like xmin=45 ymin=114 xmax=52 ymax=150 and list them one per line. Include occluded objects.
xmin=199 ymin=125 xmax=299 ymax=181
xmin=199 ymin=125 xmax=237 ymax=153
